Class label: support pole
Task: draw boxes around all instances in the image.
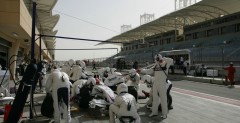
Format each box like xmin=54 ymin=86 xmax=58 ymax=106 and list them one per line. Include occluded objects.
xmin=221 ymin=46 xmax=225 ymax=84
xmin=38 ymin=34 xmax=126 ymax=44
xmin=152 ymin=47 xmax=154 ymax=63
xmin=30 ymin=1 xmax=37 ymax=119
xmin=39 ymin=35 xmax=42 ymax=61
xmin=31 ymin=2 xmax=36 ymax=60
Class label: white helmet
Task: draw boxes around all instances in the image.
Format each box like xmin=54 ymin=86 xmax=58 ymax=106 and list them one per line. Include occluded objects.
xmin=76 ymin=60 xmax=86 ymax=69
xmin=68 ymin=59 xmax=75 ymax=66
xmin=141 ymin=75 xmax=153 ymax=87
xmin=141 ymin=75 xmax=151 ymax=83
xmin=87 ymin=72 xmax=94 ymax=77
xmin=79 ymin=60 xmax=86 ymax=70
xmin=64 ymin=61 xmax=69 ymax=66
xmin=111 ymin=68 xmax=117 ymax=73
xmin=86 ymin=77 xmax=96 ymax=86
xmin=155 ymin=54 xmax=163 ymax=62
xmin=129 ymin=68 xmax=136 ymax=77
xmin=118 ymin=77 xmax=125 ymax=84
xmin=75 ymin=60 xmax=81 ymax=65
xmin=105 ymin=67 xmax=111 ymax=73
xmin=42 ymin=59 xmax=48 ymax=63
xmin=116 ymin=83 xmax=128 ymax=95
xmin=97 ymin=68 xmax=106 ymax=77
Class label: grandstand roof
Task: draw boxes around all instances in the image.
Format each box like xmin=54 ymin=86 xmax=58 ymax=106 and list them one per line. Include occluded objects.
xmin=102 ymin=0 xmax=240 ymax=45
xmin=24 ymin=0 xmax=59 ymax=55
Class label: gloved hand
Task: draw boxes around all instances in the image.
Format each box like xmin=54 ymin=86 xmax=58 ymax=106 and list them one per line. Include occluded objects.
xmin=70 ymin=96 xmax=76 ymax=102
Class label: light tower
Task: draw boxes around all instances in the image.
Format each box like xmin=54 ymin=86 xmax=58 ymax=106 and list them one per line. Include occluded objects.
xmin=175 ymin=0 xmax=199 ymax=11
xmin=140 ymin=13 xmax=155 ymax=25
xmin=121 ymin=25 xmax=132 ymax=33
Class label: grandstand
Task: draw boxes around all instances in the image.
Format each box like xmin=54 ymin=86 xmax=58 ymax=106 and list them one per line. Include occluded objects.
xmin=101 ymin=0 xmax=240 ymax=80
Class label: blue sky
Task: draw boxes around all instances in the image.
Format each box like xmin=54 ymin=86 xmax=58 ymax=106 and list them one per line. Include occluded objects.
xmin=53 ymin=0 xmax=175 ymax=60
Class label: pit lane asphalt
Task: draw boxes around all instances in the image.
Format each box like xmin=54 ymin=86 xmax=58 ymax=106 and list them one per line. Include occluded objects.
xmin=1 ymin=67 xmax=240 ymax=123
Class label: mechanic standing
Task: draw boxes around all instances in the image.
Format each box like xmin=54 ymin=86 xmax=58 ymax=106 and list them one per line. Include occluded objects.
xmin=46 ymin=66 xmax=72 ymax=123
xmin=140 ymin=54 xmax=173 ymax=118
xmin=125 ymin=68 xmax=140 ymax=102
xmin=68 ymin=59 xmax=81 ymax=83
xmin=224 ymin=62 xmax=236 ymax=87
xmin=141 ymin=74 xmax=173 ymax=110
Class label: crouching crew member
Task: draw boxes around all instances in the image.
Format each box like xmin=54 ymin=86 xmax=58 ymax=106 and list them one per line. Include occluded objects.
xmin=109 ymin=83 xmax=141 ymax=123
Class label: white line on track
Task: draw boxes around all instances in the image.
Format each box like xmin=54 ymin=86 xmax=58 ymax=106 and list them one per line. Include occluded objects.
xmin=172 ymin=87 xmax=240 ymax=108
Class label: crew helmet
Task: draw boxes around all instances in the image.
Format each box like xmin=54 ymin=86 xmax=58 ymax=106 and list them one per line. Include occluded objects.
xmin=76 ymin=60 xmax=86 ymax=69
xmin=105 ymin=67 xmax=111 ymax=73
xmin=68 ymin=59 xmax=75 ymax=66
xmin=111 ymin=68 xmax=117 ymax=73
xmin=118 ymin=77 xmax=125 ymax=83
xmin=129 ymin=68 xmax=137 ymax=77
xmin=42 ymin=59 xmax=48 ymax=64
xmin=154 ymin=54 xmax=163 ymax=61
xmin=141 ymin=75 xmax=151 ymax=83
xmin=97 ymin=68 xmax=106 ymax=77
xmin=79 ymin=60 xmax=86 ymax=70
xmin=116 ymin=83 xmax=128 ymax=95
xmin=64 ymin=61 xmax=69 ymax=66
xmin=75 ymin=60 xmax=81 ymax=65
xmin=141 ymin=75 xmax=153 ymax=87
xmin=86 ymin=77 xmax=96 ymax=87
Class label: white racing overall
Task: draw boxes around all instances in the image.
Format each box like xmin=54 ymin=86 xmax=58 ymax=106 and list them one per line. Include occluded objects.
xmin=46 ymin=69 xmax=72 ymax=123
xmin=151 ymin=62 xmax=168 ymax=116
xmin=109 ymin=83 xmax=141 ymax=123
